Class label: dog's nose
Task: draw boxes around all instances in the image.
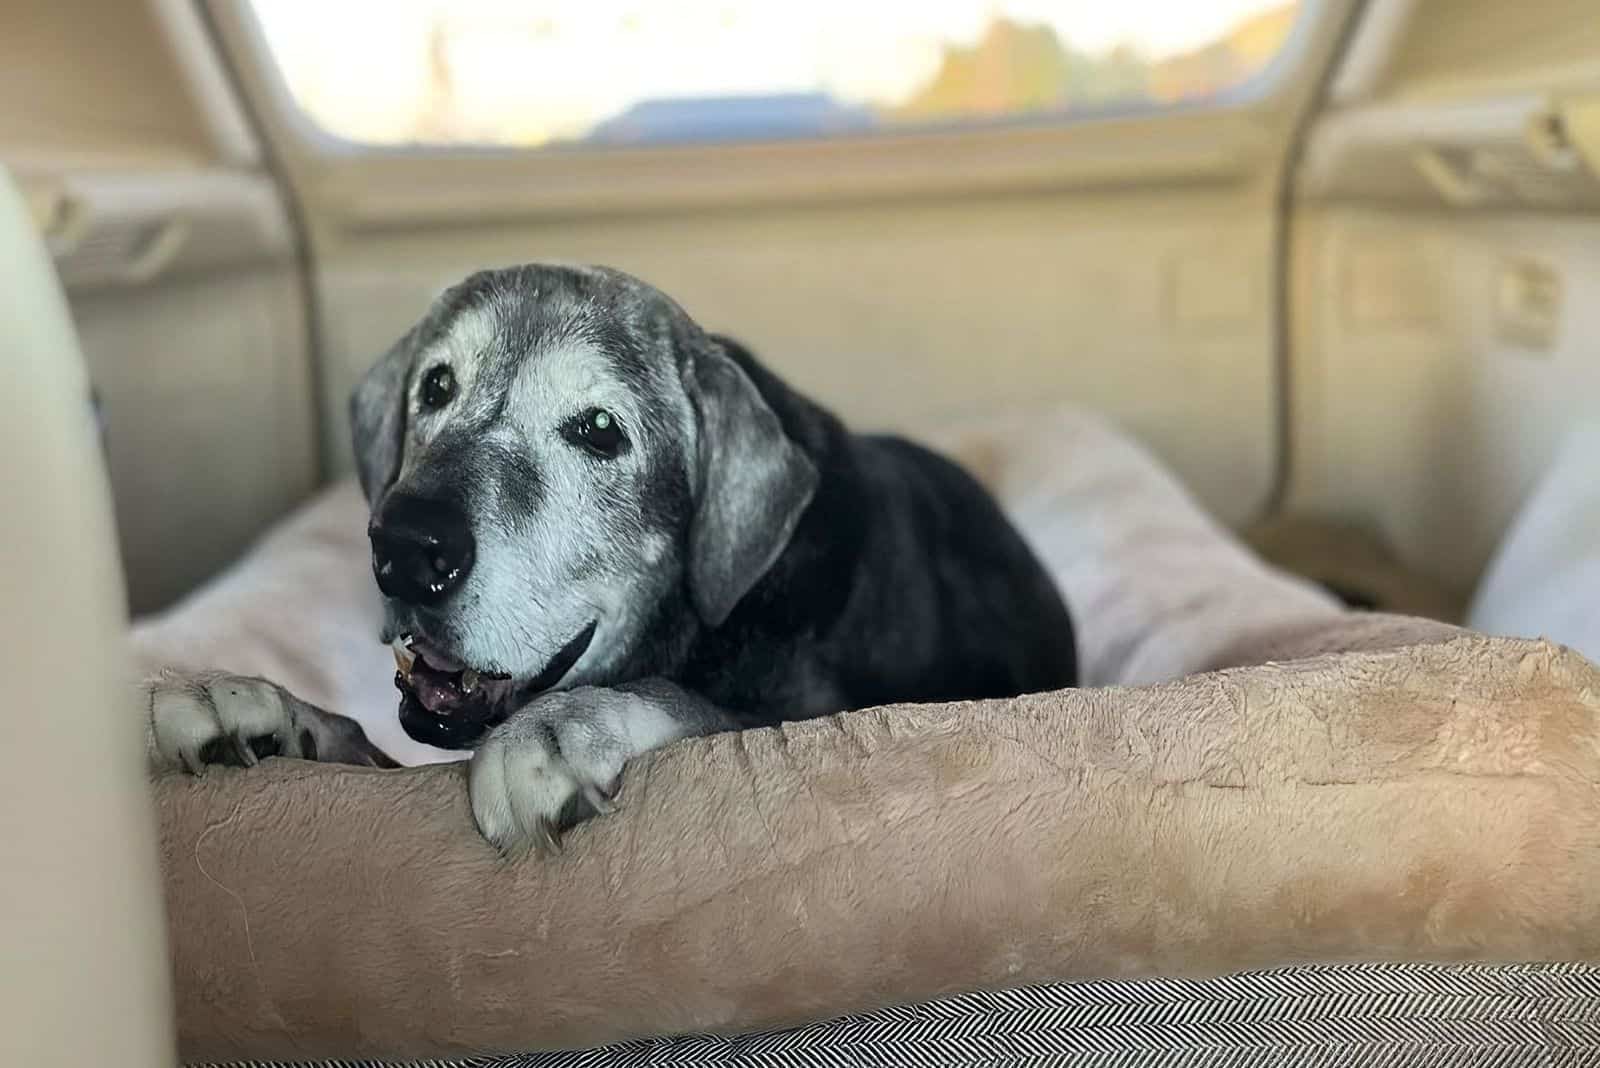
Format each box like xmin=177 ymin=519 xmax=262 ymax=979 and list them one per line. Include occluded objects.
xmin=368 ymin=494 xmax=475 ymax=606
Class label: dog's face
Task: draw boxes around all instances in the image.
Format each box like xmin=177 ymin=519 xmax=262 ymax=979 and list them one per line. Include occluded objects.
xmin=351 ymin=265 xmax=816 ymax=749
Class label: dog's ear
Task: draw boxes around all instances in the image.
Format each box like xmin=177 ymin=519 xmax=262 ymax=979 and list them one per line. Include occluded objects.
xmin=683 ymin=342 xmax=819 ymax=627
xmin=349 ymin=333 xmax=414 ymax=502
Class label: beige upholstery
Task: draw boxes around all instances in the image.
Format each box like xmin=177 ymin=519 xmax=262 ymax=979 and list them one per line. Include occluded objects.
xmin=1469 ymin=421 xmax=1600 ymax=664
xmin=0 ymin=167 xmax=175 ymax=1064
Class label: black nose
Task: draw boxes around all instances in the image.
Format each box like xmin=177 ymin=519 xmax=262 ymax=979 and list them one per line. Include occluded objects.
xmin=368 ymin=493 xmax=475 ymax=606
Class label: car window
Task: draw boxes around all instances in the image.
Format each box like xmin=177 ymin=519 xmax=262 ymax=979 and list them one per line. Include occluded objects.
xmin=249 ymin=1 xmax=1305 ymax=149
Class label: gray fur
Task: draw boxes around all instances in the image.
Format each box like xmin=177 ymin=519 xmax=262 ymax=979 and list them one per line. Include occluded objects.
xmin=350 ymin=332 xmax=413 ymax=502
xmin=682 ymin=346 xmax=818 ymax=626
xmin=468 ymin=679 xmax=733 ymax=852
xmin=345 ymin=265 xmax=820 ymax=694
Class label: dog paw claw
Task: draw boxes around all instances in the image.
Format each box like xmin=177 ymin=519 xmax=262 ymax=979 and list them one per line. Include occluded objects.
xmin=148 ymin=671 xmax=394 ymax=773
xmin=468 ymin=693 xmax=633 ymax=855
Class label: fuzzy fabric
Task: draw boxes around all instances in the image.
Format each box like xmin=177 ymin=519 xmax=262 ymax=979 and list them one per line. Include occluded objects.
xmin=155 ymin=633 xmax=1600 ymax=1061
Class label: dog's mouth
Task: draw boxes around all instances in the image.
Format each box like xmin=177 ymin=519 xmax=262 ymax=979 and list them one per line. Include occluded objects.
xmin=394 ymin=622 xmax=597 ymax=750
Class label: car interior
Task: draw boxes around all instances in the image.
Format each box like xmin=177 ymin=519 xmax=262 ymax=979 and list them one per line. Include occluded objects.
xmin=4 ymin=0 xmax=1599 ymax=1064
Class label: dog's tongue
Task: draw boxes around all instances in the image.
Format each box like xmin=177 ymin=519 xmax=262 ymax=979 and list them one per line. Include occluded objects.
xmin=398 ymin=639 xmax=469 ymax=714
xmin=410 ymin=659 xmax=464 ymax=713
xmin=396 ymin=640 xmax=509 ymax=720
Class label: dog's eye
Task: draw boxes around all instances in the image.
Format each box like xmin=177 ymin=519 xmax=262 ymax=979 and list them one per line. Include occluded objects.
xmin=420 ymin=365 xmax=456 ymax=410
xmin=562 ymin=407 xmax=628 ymax=459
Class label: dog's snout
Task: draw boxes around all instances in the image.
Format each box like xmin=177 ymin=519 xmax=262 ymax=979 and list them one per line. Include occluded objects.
xmin=369 ymin=494 xmax=475 ymax=606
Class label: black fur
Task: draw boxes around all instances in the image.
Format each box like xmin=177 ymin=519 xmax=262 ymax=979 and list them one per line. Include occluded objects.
xmin=672 ymin=337 xmax=1077 ymax=722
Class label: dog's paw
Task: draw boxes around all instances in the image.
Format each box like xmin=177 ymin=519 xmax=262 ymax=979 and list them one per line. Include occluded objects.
xmin=147 ymin=670 xmax=395 ymax=773
xmin=468 ymin=689 xmax=634 ymax=855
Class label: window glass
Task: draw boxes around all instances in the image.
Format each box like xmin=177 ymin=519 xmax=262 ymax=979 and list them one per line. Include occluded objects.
xmin=248 ymin=1 xmax=1304 ymax=149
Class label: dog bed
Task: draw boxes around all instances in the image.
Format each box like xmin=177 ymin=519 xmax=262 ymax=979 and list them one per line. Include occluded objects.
xmin=132 ymin=410 xmax=1600 ymax=1064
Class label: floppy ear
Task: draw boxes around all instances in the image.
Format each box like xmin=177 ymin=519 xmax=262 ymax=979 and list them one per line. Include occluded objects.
xmin=348 ymin=335 xmax=414 ymax=503
xmin=683 ymin=343 xmax=819 ymax=627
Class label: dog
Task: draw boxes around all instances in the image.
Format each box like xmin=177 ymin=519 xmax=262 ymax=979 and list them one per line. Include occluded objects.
xmin=149 ymin=264 xmax=1077 ymax=853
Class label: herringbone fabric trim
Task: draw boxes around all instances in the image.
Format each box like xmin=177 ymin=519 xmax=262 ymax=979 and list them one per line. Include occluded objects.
xmin=200 ymin=962 xmax=1600 ymax=1068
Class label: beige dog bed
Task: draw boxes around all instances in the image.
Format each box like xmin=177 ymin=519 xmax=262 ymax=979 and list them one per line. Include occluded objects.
xmin=133 ymin=411 xmax=1600 ymax=1063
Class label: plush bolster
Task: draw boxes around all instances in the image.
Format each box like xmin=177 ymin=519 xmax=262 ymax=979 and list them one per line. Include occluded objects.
xmin=160 ymin=631 xmax=1600 ymax=1062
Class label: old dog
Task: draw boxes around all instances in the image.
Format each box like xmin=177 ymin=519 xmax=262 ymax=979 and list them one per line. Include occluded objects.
xmin=149 ymin=265 xmax=1077 ymax=853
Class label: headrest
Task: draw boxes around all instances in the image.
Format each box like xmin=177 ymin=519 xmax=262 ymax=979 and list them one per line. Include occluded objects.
xmin=0 ymin=165 xmax=176 ymax=1063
